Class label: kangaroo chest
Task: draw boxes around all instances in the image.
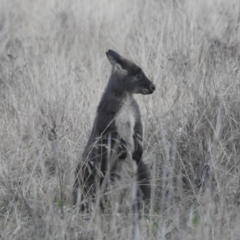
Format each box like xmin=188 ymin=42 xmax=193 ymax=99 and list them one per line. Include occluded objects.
xmin=115 ymin=96 xmax=136 ymax=153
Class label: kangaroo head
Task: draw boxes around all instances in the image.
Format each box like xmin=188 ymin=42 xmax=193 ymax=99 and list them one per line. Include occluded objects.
xmin=106 ymin=50 xmax=155 ymax=95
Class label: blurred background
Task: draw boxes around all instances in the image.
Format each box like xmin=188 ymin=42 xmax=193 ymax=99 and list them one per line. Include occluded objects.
xmin=1 ymin=0 xmax=240 ymax=239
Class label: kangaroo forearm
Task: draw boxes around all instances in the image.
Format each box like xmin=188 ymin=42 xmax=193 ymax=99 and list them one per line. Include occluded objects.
xmin=132 ymin=135 xmax=143 ymax=162
xmin=132 ymin=148 xmax=143 ymax=162
xmin=137 ymin=161 xmax=151 ymax=200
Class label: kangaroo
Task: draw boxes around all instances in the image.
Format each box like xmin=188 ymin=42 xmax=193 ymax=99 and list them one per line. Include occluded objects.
xmin=73 ymin=50 xmax=155 ymax=212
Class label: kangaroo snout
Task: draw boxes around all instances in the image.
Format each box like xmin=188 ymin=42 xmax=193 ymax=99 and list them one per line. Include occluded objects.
xmin=142 ymin=80 xmax=156 ymax=95
xmin=149 ymin=83 xmax=156 ymax=93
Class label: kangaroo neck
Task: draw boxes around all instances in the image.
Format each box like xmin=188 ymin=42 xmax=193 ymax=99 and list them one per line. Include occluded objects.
xmin=106 ymin=76 xmax=133 ymax=100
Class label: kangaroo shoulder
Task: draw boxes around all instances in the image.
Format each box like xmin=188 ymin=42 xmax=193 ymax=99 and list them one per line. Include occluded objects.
xmin=98 ymin=96 xmax=121 ymax=115
xmin=95 ymin=96 xmax=122 ymax=133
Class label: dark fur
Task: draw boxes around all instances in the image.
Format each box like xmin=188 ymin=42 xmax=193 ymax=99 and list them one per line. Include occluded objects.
xmin=73 ymin=50 xmax=155 ymax=211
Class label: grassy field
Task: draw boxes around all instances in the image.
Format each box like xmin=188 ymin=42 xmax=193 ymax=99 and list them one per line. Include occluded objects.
xmin=1 ymin=0 xmax=240 ymax=239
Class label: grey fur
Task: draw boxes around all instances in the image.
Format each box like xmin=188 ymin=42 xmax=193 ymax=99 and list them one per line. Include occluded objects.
xmin=73 ymin=50 xmax=155 ymax=212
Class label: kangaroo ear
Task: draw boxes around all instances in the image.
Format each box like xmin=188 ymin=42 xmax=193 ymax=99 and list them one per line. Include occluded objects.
xmin=106 ymin=50 xmax=123 ymax=68
xmin=106 ymin=50 xmax=128 ymax=75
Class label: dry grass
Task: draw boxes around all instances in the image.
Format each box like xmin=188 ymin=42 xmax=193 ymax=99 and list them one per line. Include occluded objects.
xmin=1 ymin=0 xmax=240 ymax=239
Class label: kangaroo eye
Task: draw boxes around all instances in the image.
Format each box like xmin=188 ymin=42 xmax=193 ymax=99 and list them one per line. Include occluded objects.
xmin=135 ymin=73 xmax=142 ymax=79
